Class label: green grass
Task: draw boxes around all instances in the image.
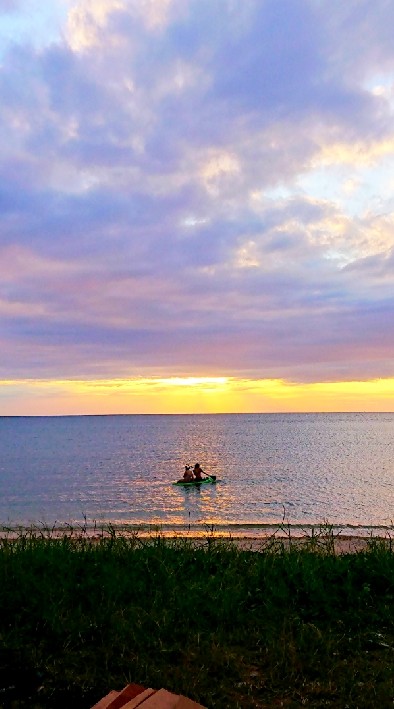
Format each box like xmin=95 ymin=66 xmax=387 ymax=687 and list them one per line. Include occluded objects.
xmin=0 ymin=529 xmax=393 ymax=708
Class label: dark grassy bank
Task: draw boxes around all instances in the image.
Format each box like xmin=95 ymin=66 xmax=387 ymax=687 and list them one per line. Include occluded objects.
xmin=0 ymin=531 xmax=394 ymax=708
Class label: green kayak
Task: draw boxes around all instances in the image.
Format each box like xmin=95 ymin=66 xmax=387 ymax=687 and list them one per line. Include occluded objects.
xmin=173 ymin=477 xmax=217 ymax=487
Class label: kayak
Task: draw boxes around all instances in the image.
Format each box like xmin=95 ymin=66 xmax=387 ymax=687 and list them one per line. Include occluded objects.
xmin=173 ymin=477 xmax=217 ymax=487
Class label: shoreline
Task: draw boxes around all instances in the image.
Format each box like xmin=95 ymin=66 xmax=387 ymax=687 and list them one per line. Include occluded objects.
xmin=0 ymin=524 xmax=391 ymax=554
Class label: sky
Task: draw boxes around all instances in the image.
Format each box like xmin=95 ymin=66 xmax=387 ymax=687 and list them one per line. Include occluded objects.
xmin=0 ymin=0 xmax=394 ymax=415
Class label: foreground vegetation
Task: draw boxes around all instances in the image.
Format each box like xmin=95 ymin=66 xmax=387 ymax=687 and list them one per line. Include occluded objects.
xmin=0 ymin=529 xmax=393 ymax=708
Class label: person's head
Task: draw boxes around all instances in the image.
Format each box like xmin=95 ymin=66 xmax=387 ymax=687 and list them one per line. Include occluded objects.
xmin=194 ymin=463 xmax=200 ymax=469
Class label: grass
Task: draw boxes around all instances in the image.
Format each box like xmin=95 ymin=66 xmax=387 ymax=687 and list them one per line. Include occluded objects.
xmin=0 ymin=528 xmax=393 ymax=708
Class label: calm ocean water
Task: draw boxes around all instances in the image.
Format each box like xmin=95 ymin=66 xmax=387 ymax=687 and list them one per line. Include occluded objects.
xmin=0 ymin=413 xmax=393 ymax=536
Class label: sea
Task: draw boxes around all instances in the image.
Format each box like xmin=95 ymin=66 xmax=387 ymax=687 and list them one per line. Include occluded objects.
xmin=0 ymin=413 xmax=393 ymax=538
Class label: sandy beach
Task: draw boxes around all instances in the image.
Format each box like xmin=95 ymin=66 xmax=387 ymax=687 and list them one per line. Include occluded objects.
xmin=203 ymin=534 xmax=382 ymax=554
xmin=0 ymin=525 xmax=387 ymax=555
xmin=160 ymin=532 xmax=389 ymax=555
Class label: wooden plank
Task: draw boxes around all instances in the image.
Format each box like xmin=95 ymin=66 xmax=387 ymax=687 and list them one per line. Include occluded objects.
xmin=174 ymin=696 xmax=207 ymax=709
xmin=90 ymin=685 xmax=207 ymax=709
xmin=134 ymin=688 xmax=179 ymax=709
xmin=106 ymin=684 xmax=148 ymax=709
xmin=121 ymin=688 xmax=157 ymax=708
xmin=138 ymin=689 xmax=207 ymax=709
xmin=90 ymin=690 xmax=120 ymax=709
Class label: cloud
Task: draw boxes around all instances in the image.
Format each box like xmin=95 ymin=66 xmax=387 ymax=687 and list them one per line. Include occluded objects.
xmin=0 ymin=0 xmax=20 ymax=12
xmin=0 ymin=0 xmax=394 ymax=399
xmin=66 ymin=0 xmax=182 ymax=53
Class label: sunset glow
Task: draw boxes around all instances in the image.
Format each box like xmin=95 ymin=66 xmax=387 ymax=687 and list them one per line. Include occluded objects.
xmin=2 ymin=377 xmax=393 ymax=416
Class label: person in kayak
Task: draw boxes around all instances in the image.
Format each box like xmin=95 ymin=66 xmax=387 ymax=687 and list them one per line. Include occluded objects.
xmin=193 ymin=463 xmax=206 ymax=481
xmin=183 ymin=465 xmax=194 ymax=482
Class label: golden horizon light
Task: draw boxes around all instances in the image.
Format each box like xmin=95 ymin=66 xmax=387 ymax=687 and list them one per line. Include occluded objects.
xmin=1 ymin=376 xmax=393 ymax=416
